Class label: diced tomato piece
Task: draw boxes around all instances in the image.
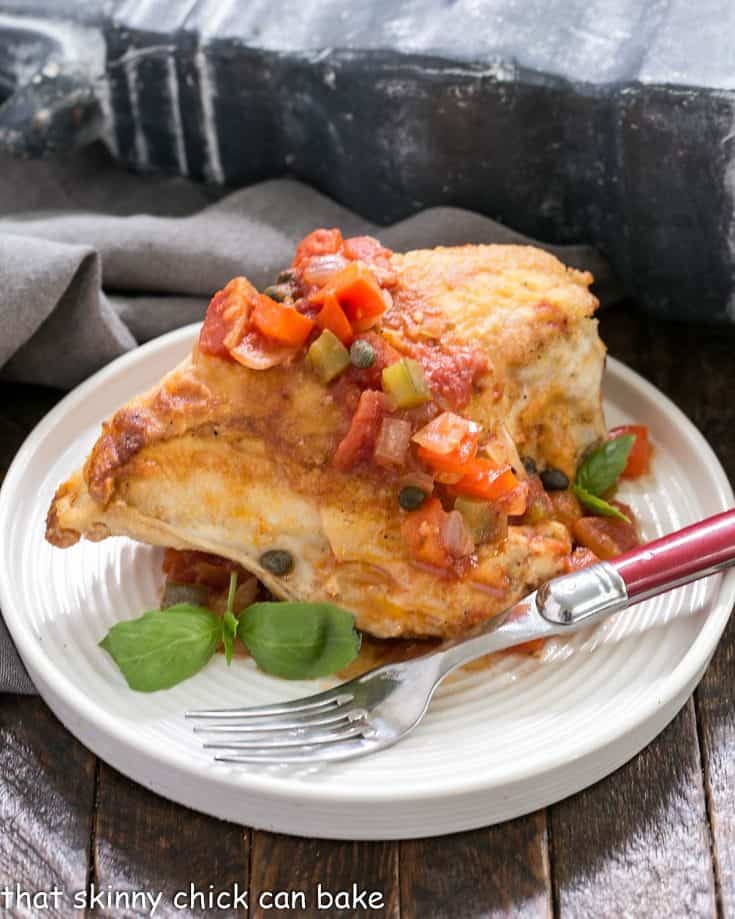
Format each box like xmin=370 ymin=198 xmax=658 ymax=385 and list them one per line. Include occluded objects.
xmin=414 ymin=413 xmax=483 ymax=480
xmin=608 ymin=424 xmax=652 ymax=478
xmin=315 ymin=293 xmax=354 ymax=345
xmin=342 ymin=237 xmax=397 ymax=285
xmin=343 ymin=235 xmax=393 ymax=263
xmin=333 ymin=390 xmax=386 ymax=470
xmin=549 ymin=489 xmax=584 ymax=529
xmin=198 ymin=290 xmax=231 ymax=359
xmin=198 ymin=276 xmax=255 ymax=359
xmin=400 ymin=497 xmax=453 ymax=570
xmin=451 ymin=460 xmax=521 ymax=503
xmin=311 ymin=261 xmax=387 ymax=330
xmin=251 ymin=296 xmax=314 ymax=346
xmin=412 ymin=412 xmax=481 ymax=462
xmin=572 ymin=508 xmax=639 ymax=560
xmin=564 ymin=547 xmax=599 ymax=572
xmin=293 ymin=228 xmax=343 ymax=267
xmin=417 ymin=444 xmax=473 ymax=476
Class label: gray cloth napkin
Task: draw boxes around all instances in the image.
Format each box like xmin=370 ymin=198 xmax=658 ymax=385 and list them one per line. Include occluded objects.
xmin=0 ymin=143 xmax=618 ymax=692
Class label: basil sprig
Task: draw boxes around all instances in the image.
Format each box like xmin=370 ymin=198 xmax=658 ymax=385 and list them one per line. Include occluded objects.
xmin=573 ymin=486 xmax=630 ymax=522
xmin=222 ymin=572 xmax=239 ymax=665
xmin=573 ymin=434 xmax=635 ymax=522
xmin=241 ymin=602 xmax=363 ymax=680
xmin=100 ymin=572 xmax=361 ymax=692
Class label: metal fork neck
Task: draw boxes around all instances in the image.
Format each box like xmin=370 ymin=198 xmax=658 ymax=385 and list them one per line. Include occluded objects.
xmin=535 ymin=562 xmax=629 ymax=627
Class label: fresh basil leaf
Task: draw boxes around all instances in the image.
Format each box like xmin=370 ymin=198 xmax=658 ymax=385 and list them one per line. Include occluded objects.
xmin=100 ymin=603 xmax=222 ymax=692
xmin=222 ymin=610 xmax=239 ymax=666
xmin=573 ymin=485 xmax=632 ymax=523
xmin=575 ymin=434 xmax=635 ymax=497
xmin=240 ymin=602 xmax=361 ymax=679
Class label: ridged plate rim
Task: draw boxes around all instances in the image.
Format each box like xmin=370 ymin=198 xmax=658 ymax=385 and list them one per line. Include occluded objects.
xmin=0 ymin=324 xmax=733 ymax=835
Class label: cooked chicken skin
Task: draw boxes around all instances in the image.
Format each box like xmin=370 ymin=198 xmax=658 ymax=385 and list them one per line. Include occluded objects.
xmin=47 ymin=242 xmax=605 ymax=639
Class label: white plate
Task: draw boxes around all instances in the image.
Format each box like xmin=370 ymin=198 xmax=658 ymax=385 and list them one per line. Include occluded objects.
xmin=1 ymin=326 xmax=733 ymax=840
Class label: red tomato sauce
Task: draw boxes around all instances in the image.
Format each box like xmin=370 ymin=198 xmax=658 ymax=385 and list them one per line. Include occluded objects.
xmin=405 ymin=341 xmax=488 ymax=412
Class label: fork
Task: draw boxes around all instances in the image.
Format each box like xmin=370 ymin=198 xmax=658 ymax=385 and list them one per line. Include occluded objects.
xmin=187 ymin=508 xmax=735 ymax=765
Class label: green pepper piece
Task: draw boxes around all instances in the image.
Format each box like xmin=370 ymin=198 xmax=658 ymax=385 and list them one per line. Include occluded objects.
xmin=454 ymin=496 xmax=497 ymax=545
xmin=307 ymin=330 xmax=351 ymax=382
xmin=381 ymin=358 xmax=431 ymax=408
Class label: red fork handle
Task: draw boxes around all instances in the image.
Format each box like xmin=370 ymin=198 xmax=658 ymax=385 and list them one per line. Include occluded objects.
xmin=610 ymin=508 xmax=735 ymax=601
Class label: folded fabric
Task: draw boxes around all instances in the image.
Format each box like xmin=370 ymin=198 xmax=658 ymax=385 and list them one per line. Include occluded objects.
xmin=0 ymin=143 xmax=618 ymax=691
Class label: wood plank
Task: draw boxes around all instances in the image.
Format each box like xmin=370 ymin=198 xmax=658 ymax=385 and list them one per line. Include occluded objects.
xmin=0 ymin=696 xmax=96 ymax=917
xmin=92 ymin=762 xmax=248 ymax=917
xmin=400 ymin=812 xmax=551 ymax=919
xmin=697 ymin=632 xmax=735 ymax=918
xmin=0 ymin=384 xmax=95 ymax=915
xmin=550 ymin=700 xmax=716 ymax=918
xmin=549 ymin=310 xmax=718 ymax=917
xmin=249 ymin=831 xmax=399 ymax=918
xmin=659 ymin=317 xmax=735 ymax=915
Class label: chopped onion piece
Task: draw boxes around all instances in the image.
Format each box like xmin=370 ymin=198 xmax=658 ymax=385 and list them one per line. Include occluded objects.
xmin=374 ymin=417 xmax=412 ymax=466
xmin=302 ymin=253 xmax=349 ymax=287
xmin=231 ymin=331 xmax=300 ymax=369
xmin=483 ymin=422 xmax=524 ymax=475
xmin=440 ymin=510 xmax=475 ymax=559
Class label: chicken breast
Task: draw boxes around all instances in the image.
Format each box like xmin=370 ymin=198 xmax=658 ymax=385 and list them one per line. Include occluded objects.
xmin=47 ymin=239 xmax=605 ymax=639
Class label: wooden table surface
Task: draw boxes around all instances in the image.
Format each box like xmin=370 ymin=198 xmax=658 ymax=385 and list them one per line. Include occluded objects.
xmin=1 ymin=303 xmax=734 ymax=918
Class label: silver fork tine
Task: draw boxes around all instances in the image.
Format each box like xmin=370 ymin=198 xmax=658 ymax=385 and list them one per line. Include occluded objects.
xmin=186 ymin=690 xmax=354 ymax=720
xmin=192 ymin=709 xmax=365 ymax=734
xmin=203 ymin=722 xmax=369 ymax=750
xmin=193 ymin=561 xmax=704 ymax=766
xmin=214 ymin=737 xmax=381 ymax=765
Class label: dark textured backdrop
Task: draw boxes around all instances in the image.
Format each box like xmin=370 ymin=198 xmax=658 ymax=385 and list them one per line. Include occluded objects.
xmin=0 ymin=1 xmax=734 ymax=322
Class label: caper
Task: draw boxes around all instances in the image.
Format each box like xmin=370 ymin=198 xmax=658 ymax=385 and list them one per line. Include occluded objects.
xmin=263 ymin=283 xmax=292 ymax=302
xmin=399 ymin=485 xmax=428 ymax=511
xmin=276 ymin=268 xmax=297 ymax=284
xmin=522 ymin=456 xmax=538 ymax=476
xmin=259 ymin=549 xmax=294 ymax=576
xmin=540 ymin=467 xmax=570 ymax=491
xmin=350 ymin=338 xmax=376 ymax=369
